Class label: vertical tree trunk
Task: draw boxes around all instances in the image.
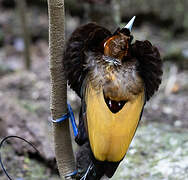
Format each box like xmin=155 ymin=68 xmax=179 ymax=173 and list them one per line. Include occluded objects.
xmin=47 ymin=0 xmax=76 ymax=179
xmin=15 ymin=0 xmax=31 ymax=70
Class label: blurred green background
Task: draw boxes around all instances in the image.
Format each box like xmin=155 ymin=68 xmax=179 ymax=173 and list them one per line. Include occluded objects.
xmin=0 ymin=0 xmax=188 ymax=179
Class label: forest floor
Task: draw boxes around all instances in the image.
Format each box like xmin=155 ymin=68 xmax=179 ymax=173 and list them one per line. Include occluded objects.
xmin=0 ymin=8 xmax=188 ymax=180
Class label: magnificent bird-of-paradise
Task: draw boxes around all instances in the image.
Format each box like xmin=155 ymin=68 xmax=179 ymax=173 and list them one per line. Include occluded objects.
xmin=64 ymin=17 xmax=163 ymax=179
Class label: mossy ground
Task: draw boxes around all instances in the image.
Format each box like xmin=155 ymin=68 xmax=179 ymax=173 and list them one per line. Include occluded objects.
xmin=112 ymin=123 xmax=188 ymax=180
xmin=0 ymin=143 xmax=59 ymax=180
xmin=1 ymin=122 xmax=187 ymax=180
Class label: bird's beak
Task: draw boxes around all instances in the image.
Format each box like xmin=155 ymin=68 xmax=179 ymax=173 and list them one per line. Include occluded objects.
xmin=123 ymin=16 xmax=136 ymax=32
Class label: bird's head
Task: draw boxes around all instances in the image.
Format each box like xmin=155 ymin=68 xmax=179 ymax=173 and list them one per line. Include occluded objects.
xmin=103 ymin=16 xmax=135 ymax=61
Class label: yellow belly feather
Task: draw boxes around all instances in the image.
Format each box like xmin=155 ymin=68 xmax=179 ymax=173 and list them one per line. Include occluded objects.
xmin=85 ymin=83 xmax=145 ymax=162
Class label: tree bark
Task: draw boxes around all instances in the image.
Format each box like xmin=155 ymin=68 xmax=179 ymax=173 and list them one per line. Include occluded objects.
xmin=47 ymin=0 xmax=76 ymax=179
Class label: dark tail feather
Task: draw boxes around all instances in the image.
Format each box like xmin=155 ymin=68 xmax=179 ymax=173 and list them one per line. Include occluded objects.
xmin=76 ymin=141 xmax=120 ymax=180
xmin=76 ymin=142 xmax=104 ymax=180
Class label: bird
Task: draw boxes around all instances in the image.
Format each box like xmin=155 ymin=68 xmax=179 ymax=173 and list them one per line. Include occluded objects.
xmin=63 ymin=16 xmax=163 ymax=180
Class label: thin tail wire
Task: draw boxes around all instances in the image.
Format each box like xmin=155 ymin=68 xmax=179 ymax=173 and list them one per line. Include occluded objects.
xmin=80 ymin=163 xmax=93 ymax=180
xmin=0 ymin=135 xmax=39 ymax=180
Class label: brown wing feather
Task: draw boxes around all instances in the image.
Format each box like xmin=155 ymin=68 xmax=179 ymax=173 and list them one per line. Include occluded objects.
xmin=131 ymin=40 xmax=163 ymax=101
xmin=63 ymin=23 xmax=112 ymax=97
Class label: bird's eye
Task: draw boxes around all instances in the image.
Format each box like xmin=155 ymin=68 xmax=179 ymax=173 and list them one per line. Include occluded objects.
xmin=129 ymin=36 xmax=133 ymax=43
xmin=121 ymin=46 xmax=126 ymax=51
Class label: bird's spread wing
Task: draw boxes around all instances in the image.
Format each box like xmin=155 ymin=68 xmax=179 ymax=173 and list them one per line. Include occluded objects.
xmin=131 ymin=40 xmax=163 ymax=101
xmin=64 ymin=23 xmax=112 ymax=97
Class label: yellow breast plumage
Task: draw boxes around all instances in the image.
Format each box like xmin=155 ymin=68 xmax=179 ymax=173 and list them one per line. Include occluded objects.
xmin=85 ymin=82 xmax=145 ymax=162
